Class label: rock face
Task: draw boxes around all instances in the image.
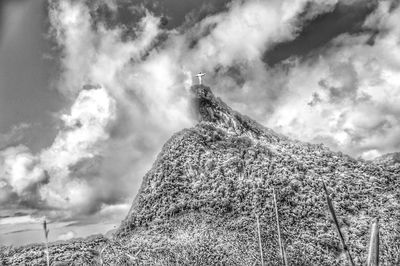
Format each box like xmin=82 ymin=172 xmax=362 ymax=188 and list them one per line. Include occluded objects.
xmin=116 ymin=85 xmax=400 ymax=265
xmin=190 ymin=84 xmax=282 ymax=140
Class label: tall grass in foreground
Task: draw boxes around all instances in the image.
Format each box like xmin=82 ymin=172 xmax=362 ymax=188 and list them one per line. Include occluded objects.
xmin=273 ymin=188 xmax=288 ymax=266
xmin=366 ymin=219 xmax=379 ymax=266
xmin=322 ymin=182 xmax=355 ymax=266
xmin=255 ymin=215 xmax=264 ymax=266
xmin=43 ymin=219 xmax=50 ymax=266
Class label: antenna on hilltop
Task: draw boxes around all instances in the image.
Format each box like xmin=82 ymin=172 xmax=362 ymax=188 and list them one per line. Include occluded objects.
xmin=195 ymin=72 xmax=206 ymax=85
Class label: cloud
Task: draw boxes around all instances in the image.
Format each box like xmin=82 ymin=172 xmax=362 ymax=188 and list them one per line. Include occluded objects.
xmin=0 ymin=215 xmax=41 ymax=226
xmin=48 ymin=0 xmax=161 ymax=97
xmin=0 ymin=145 xmax=48 ymax=206
xmin=300 ymin=0 xmax=338 ymax=22
xmin=57 ymin=231 xmax=75 ymax=241
xmin=38 ymin=86 xmax=117 ymax=216
xmin=0 ymin=123 xmax=30 ymax=149
xmin=266 ymin=0 xmax=400 ymax=159
xmin=41 ymin=86 xmax=116 ymax=171
xmin=1 ymin=86 xmax=116 ymax=217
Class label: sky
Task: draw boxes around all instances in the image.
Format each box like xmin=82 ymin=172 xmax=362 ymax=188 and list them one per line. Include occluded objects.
xmin=1 ymin=0 xmax=400 ymax=246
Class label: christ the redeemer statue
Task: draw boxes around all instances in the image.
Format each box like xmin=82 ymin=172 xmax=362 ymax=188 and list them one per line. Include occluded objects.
xmin=195 ymin=72 xmax=206 ymax=85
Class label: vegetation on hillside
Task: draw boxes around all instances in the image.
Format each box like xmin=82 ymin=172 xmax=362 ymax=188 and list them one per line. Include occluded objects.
xmin=114 ymin=119 xmax=399 ymax=265
xmin=0 ymin=235 xmax=106 ymax=265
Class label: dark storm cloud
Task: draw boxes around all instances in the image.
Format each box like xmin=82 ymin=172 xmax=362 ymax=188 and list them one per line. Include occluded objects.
xmin=87 ymin=0 xmax=231 ymax=38
xmin=264 ymin=0 xmax=377 ymax=66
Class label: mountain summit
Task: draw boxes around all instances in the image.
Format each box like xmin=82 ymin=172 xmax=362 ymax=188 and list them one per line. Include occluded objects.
xmin=190 ymin=84 xmax=283 ymax=140
xmin=2 ymin=85 xmax=399 ymax=265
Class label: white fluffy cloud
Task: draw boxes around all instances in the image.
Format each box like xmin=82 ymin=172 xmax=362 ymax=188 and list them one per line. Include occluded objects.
xmin=0 ymin=145 xmax=47 ymax=203
xmin=39 ymin=87 xmax=117 ymax=215
xmin=0 ymin=86 xmax=116 ymax=217
xmin=57 ymin=231 xmax=75 ymax=241
xmin=41 ymin=87 xmax=116 ymax=170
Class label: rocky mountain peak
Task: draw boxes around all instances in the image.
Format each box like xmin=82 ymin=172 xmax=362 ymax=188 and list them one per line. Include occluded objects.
xmin=190 ymin=84 xmax=234 ymax=123
xmin=190 ymin=84 xmax=281 ymax=142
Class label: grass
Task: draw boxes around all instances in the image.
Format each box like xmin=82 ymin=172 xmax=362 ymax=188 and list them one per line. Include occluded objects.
xmin=42 ymin=219 xmax=50 ymax=266
xmin=322 ymin=181 xmax=383 ymax=266
xmin=322 ymin=182 xmax=355 ymax=266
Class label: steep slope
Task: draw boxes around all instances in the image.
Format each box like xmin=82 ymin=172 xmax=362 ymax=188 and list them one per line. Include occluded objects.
xmin=112 ymin=85 xmax=400 ymax=265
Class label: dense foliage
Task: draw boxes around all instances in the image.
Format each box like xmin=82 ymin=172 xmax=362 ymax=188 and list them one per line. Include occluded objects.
xmin=0 ymin=235 xmax=106 ymax=265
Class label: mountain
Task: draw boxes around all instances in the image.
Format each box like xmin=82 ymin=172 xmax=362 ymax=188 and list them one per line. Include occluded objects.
xmin=111 ymin=85 xmax=399 ymax=265
xmin=1 ymin=85 xmax=399 ymax=265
